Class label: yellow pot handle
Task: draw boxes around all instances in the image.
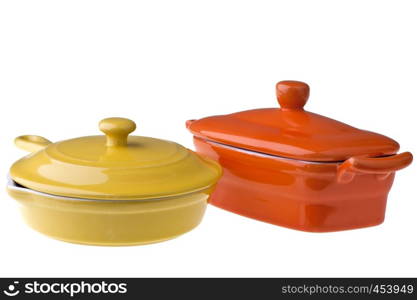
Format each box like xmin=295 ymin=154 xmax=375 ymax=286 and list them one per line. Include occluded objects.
xmin=15 ymin=135 xmax=52 ymax=153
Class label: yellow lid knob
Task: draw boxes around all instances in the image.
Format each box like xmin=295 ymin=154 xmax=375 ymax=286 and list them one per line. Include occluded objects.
xmin=99 ymin=117 xmax=136 ymax=147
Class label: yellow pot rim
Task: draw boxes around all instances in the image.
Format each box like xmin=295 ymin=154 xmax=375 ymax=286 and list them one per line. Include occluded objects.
xmin=7 ymin=176 xmax=216 ymax=203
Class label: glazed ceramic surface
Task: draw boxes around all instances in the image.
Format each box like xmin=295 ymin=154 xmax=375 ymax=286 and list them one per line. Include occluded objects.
xmin=11 ymin=118 xmax=220 ymax=200
xmin=187 ymin=81 xmax=412 ymax=232
xmin=8 ymin=179 xmax=213 ymax=245
xmin=8 ymin=118 xmax=222 ymax=245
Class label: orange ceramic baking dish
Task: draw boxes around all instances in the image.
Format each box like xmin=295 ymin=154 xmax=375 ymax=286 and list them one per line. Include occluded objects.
xmin=186 ymin=80 xmax=413 ymax=232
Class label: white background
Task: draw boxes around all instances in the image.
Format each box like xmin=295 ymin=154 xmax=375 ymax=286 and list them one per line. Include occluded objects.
xmin=0 ymin=0 xmax=416 ymax=277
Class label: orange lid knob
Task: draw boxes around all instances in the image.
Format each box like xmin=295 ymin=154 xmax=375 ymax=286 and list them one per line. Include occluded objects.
xmin=276 ymin=80 xmax=310 ymax=110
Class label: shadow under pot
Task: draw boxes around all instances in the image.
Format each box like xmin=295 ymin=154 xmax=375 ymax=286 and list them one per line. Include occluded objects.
xmin=186 ymin=80 xmax=413 ymax=232
xmin=8 ymin=118 xmax=222 ymax=245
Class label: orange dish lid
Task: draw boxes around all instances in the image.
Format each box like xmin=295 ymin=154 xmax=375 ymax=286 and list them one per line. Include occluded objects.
xmin=187 ymin=80 xmax=400 ymax=162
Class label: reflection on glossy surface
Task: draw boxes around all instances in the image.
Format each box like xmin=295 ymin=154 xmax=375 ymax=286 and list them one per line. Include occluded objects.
xmin=337 ymin=152 xmax=413 ymax=183
xmin=7 ymin=181 xmax=213 ymax=246
xmin=187 ymin=80 xmax=412 ymax=232
xmin=9 ymin=117 xmax=223 ymax=245
xmin=10 ymin=117 xmax=222 ymax=200
xmin=193 ymin=137 xmax=398 ymax=232
xmin=38 ymin=164 xmax=108 ymax=186
xmin=15 ymin=135 xmax=52 ymax=152
xmin=187 ymin=81 xmax=400 ymax=162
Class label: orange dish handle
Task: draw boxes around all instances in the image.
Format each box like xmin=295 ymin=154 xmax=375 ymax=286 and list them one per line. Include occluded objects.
xmin=185 ymin=119 xmax=196 ymax=129
xmin=337 ymin=152 xmax=413 ymax=183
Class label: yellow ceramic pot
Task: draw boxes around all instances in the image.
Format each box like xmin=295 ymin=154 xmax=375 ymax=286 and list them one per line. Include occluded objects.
xmin=8 ymin=118 xmax=222 ymax=246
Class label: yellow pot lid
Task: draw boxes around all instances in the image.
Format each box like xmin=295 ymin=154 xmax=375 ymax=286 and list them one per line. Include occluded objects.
xmin=10 ymin=118 xmax=222 ymax=200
